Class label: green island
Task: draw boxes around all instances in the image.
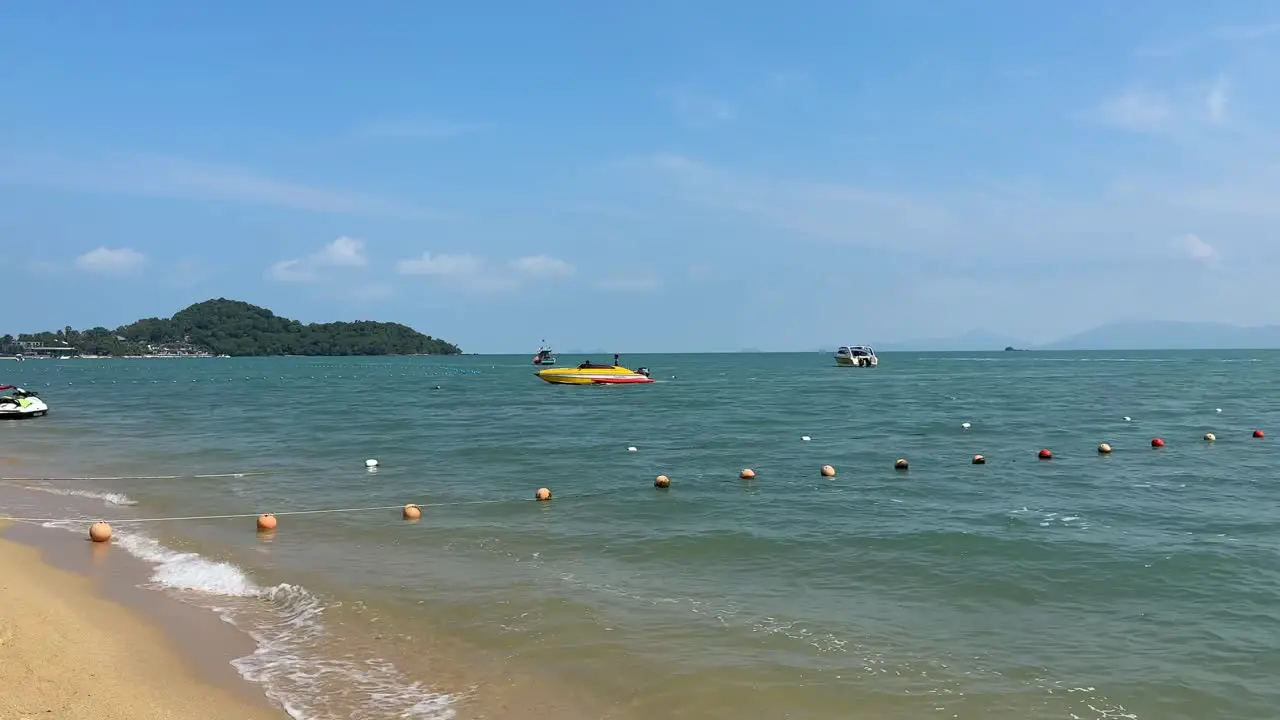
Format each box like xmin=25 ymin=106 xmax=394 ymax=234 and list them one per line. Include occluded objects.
xmin=1 ymin=298 xmax=462 ymax=358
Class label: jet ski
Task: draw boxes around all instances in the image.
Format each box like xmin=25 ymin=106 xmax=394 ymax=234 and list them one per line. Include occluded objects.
xmin=0 ymin=385 xmax=49 ymax=419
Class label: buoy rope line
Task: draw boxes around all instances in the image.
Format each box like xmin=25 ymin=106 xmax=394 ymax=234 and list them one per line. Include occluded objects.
xmin=16 ymin=370 xmax=485 ymax=386
xmin=0 ymin=471 xmax=269 ymax=482
xmin=0 ymin=488 xmax=630 ymax=525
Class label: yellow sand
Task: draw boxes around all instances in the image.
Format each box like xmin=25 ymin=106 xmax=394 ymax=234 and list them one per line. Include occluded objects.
xmin=0 ymin=536 xmax=285 ymax=720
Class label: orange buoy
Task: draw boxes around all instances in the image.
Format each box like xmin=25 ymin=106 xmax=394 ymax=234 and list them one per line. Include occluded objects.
xmin=972 ymin=454 xmax=985 ymax=465
xmin=1203 ymin=433 xmax=1216 ymax=442
xmin=1097 ymin=443 xmax=1112 ymax=454
xmin=1151 ymin=437 xmax=1165 ymax=448
xmin=820 ymin=465 xmax=836 ymax=477
xmin=535 ymin=487 xmax=552 ymax=501
xmin=1253 ymin=429 xmax=1265 ymax=438
xmin=654 ymin=474 xmax=671 ymax=488
xmin=1038 ymin=449 xmax=1052 ymax=460
xmin=256 ymin=513 xmax=277 ymax=531
xmin=88 ymin=521 xmax=112 ymax=543
xmin=403 ymin=504 xmax=422 ymax=520
xmin=894 ymin=458 xmax=909 ymax=471
xmin=739 ymin=469 xmax=756 ymax=480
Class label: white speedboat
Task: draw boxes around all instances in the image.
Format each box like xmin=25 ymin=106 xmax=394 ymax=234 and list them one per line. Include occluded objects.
xmin=0 ymin=385 xmax=48 ymax=418
xmin=531 ymin=341 xmax=556 ymax=366
xmin=834 ymin=345 xmax=878 ymax=367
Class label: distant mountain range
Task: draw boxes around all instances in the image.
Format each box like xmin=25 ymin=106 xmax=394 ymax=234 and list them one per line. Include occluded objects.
xmin=872 ymin=322 xmax=1280 ymax=352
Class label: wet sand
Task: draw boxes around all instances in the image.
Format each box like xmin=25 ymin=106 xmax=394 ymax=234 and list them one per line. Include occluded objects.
xmin=0 ymin=521 xmax=287 ymax=720
xmin=0 ymin=483 xmax=636 ymax=720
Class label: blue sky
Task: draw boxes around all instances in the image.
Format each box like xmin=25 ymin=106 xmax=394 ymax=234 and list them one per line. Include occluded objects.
xmin=4 ymin=1 xmax=1280 ymax=352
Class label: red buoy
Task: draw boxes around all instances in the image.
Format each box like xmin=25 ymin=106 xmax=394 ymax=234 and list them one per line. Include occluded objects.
xmin=1151 ymin=437 xmax=1165 ymax=448
xmin=1038 ymin=448 xmax=1052 ymax=460
xmin=1253 ymin=429 xmax=1265 ymax=438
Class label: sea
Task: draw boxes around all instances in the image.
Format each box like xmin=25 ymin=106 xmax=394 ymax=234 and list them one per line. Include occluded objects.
xmin=1 ymin=351 xmax=1277 ymax=720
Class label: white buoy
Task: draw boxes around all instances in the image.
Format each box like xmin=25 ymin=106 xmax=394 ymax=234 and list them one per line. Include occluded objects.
xmin=365 ymin=458 xmax=378 ymax=468
xmin=1123 ymin=416 xmax=1131 ymax=422
xmin=801 ymin=436 xmax=811 ymax=442
xmin=961 ymin=422 xmax=971 ymax=429
xmin=627 ymin=446 xmax=638 ymax=453
xmin=1216 ymin=408 xmax=1223 ymax=413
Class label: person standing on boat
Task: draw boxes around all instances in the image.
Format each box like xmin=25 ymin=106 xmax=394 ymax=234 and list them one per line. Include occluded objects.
xmin=613 ymin=353 xmax=619 ymax=366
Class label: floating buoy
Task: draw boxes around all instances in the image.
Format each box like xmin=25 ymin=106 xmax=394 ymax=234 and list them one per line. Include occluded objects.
xmin=961 ymin=422 xmax=971 ymax=430
xmin=1254 ymin=429 xmax=1265 ymax=438
xmin=1098 ymin=443 xmax=1112 ymax=454
xmin=1203 ymin=433 xmax=1216 ymax=442
xmin=1216 ymin=408 xmax=1223 ymax=413
xmin=820 ymin=464 xmax=836 ymax=477
xmin=801 ymin=436 xmax=811 ymax=442
xmin=894 ymin=458 xmax=909 ymax=471
xmin=627 ymin=446 xmax=638 ymax=453
xmin=1038 ymin=448 xmax=1053 ymax=460
xmin=1123 ymin=416 xmax=1131 ymax=422
xmin=256 ymin=513 xmax=277 ymax=531
xmin=535 ymin=487 xmax=552 ymax=501
xmin=365 ymin=459 xmax=378 ymax=469
xmin=654 ymin=474 xmax=671 ymax=488
xmin=972 ymin=454 xmax=985 ymax=465
xmin=403 ymin=504 xmax=422 ymax=520
xmin=88 ymin=522 xmax=112 ymax=543
xmin=740 ymin=469 xmax=756 ymax=480
xmin=1151 ymin=437 xmax=1165 ymax=448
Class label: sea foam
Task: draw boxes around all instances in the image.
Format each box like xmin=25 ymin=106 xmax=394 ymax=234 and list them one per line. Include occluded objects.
xmin=42 ymin=522 xmax=455 ymax=720
xmin=20 ymin=485 xmax=137 ymax=506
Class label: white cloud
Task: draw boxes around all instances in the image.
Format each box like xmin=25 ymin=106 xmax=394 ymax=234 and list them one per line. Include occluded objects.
xmin=1134 ymin=23 xmax=1280 ymax=58
xmin=1090 ymin=90 xmax=1174 ymax=133
xmin=1089 ymin=78 xmax=1239 ymax=136
xmin=396 ymin=252 xmax=482 ymax=277
xmin=511 ymin=255 xmax=574 ymax=278
xmin=658 ymin=86 xmax=735 ymax=127
xmin=268 ymin=258 xmax=317 ymax=282
xmin=74 ymin=247 xmax=147 ymax=276
xmin=311 ymin=236 xmax=368 ymax=267
xmin=0 ymin=151 xmax=449 ymax=219
xmin=394 ymin=252 xmax=577 ymax=294
xmin=627 ymin=153 xmax=956 ymax=251
xmin=269 ymin=237 xmax=369 ymax=282
xmin=1206 ymin=78 xmax=1229 ymax=124
xmin=614 ymin=102 xmax=1278 ymax=271
xmin=1175 ymin=233 xmax=1218 ymax=263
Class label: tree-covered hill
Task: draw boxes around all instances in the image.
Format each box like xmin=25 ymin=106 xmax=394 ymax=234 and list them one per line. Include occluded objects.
xmin=5 ymin=298 xmax=462 ymax=357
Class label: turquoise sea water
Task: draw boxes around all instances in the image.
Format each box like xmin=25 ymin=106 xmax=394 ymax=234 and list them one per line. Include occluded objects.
xmin=1 ymin=351 xmax=1278 ymax=720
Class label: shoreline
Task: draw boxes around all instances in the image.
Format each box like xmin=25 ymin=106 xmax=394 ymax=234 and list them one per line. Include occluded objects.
xmin=0 ymin=481 xmax=629 ymax=720
xmin=0 ymin=520 xmax=288 ymax=719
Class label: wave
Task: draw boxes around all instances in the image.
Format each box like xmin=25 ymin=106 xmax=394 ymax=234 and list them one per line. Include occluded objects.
xmin=41 ymin=522 xmax=454 ymax=720
xmin=19 ymin=485 xmax=137 ymax=506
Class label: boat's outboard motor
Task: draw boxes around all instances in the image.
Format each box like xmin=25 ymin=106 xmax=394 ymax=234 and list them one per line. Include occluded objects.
xmin=636 ymin=367 xmax=651 ymax=377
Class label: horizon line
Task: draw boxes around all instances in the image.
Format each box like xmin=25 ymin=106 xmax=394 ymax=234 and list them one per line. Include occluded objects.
xmin=464 ymin=346 xmax=1280 ymax=355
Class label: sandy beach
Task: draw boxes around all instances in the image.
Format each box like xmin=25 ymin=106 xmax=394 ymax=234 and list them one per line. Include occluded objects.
xmin=0 ymin=528 xmax=286 ymax=720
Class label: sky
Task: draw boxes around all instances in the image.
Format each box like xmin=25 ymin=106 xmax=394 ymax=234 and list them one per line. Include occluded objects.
xmin=4 ymin=1 xmax=1280 ymax=353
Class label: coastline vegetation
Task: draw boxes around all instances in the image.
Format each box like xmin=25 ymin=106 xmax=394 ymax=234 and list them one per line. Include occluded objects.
xmin=1 ymin=298 xmax=462 ymax=357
